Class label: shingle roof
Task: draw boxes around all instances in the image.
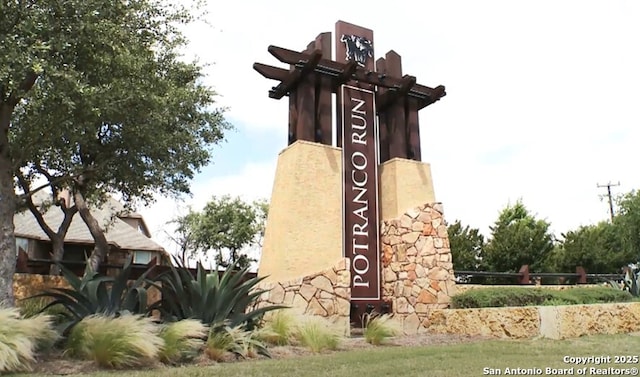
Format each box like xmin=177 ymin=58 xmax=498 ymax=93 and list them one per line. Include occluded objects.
xmin=14 ymin=196 xmax=165 ymax=252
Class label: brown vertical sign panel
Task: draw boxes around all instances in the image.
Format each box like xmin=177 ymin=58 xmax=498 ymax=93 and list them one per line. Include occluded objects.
xmin=336 ymin=21 xmax=380 ymax=301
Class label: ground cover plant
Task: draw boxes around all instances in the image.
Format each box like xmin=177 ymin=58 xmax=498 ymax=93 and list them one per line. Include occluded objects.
xmin=451 ymin=286 xmax=633 ymax=308
xmin=18 ymin=334 xmax=640 ymax=377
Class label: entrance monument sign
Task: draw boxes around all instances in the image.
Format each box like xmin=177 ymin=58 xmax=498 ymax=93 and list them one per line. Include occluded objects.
xmin=254 ymin=20 xmax=448 ymax=326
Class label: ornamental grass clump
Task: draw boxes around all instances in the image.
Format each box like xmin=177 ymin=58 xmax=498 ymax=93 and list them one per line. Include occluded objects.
xmin=362 ymin=313 xmax=400 ymax=345
xmin=295 ymin=318 xmax=341 ymax=353
xmin=158 ymin=319 xmax=208 ymax=364
xmin=0 ymin=307 xmax=59 ymax=373
xmin=256 ymin=310 xmax=297 ymax=346
xmin=205 ymin=324 xmax=269 ymax=361
xmin=66 ymin=314 xmax=163 ymax=369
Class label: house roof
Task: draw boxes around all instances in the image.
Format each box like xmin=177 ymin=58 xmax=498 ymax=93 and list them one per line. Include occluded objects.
xmin=14 ymin=195 xmax=166 ymax=253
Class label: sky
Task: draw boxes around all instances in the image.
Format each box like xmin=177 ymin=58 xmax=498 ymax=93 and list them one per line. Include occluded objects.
xmin=139 ymin=0 xmax=640 ymax=258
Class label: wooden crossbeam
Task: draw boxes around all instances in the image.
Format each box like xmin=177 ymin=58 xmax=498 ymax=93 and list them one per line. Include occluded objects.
xmin=335 ymin=60 xmax=358 ymax=86
xmin=253 ymin=63 xmax=289 ymax=81
xmin=376 ymin=75 xmax=416 ymax=111
xmin=267 ymin=46 xmax=444 ymax=102
xmin=269 ymin=49 xmax=323 ymax=99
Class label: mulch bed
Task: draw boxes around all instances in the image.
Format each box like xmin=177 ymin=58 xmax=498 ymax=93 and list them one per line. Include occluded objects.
xmin=29 ymin=333 xmax=490 ymax=375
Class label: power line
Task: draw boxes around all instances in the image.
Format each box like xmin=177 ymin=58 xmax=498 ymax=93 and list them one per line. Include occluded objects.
xmin=597 ymin=181 xmax=620 ymax=222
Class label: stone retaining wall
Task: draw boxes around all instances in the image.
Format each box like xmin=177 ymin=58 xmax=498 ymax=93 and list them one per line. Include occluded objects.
xmin=252 ymin=258 xmax=351 ymax=335
xmin=380 ymin=203 xmax=457 ymax=334
xmin=427 ymin=302 xmax=640 ymax=339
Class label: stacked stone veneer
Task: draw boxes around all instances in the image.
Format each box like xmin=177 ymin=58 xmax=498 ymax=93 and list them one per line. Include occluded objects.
xmin=252 ymin=258 xmax=351 ymax=335
xmin=381 ymin=203 xmax=457 ymax=334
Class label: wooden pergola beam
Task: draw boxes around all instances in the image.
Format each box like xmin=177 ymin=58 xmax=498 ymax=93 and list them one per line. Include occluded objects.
xmin=376 ymin=75 xmax=416 ymax=112
xmin=267 ymin=45 xmax=444 ymax=102
xmin=269 ymin=49 xmax=323 ymax=99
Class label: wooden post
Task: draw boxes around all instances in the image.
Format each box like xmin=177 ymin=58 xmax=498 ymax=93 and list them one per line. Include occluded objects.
xmin=295 ymin=43 xmax=317 ymax=142
xmin=314 ymin=33 xmax=333 ymax=145
xmin=518 ymin=265 xmax=530 ymax=285
xmin=384 ymin=51 xmax=408 ymax=159
xmin=576 ymin=266 xmax=587 ymax=284
xmin=406 ymin=98 xmax=421 ymax=161
xmin=16 ymin=249 xmax=29 ymax=273
xmin=376 ymin=57 xmax=390 ymax=164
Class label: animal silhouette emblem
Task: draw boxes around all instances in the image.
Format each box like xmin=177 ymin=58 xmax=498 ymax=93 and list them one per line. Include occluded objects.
xmin=340 ymin=34 xmax=374 ymax=67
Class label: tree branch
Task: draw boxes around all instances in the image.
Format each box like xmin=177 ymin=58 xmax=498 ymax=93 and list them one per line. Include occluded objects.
xmin=16 ymin=173 xmax=56 ymax=240
xmin=8 ymin=70 xmax=39 ymax=107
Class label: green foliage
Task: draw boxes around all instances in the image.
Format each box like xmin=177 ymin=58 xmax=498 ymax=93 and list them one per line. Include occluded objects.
xmin=448 ymin=220 xmax=484 ymax=272
xmin=29 ymin=258 xmax=152 ymax=334
xmin=256 ymin=310 xmax=297 ymax=346
xmin=0 ymin=307 xmax=59 ymax=373
xmin=149 ymin=260 xmax=285 ymax=329
xmin=549 ymin=221 xmax=628 ymax=274
xmin=295 ymin=319 xmax=341 ymax=353
xmin=615 ymin=191 xmax=640 ymax=261
xmin=158 ymin=319 xmax=208 ymax=365
xmin=361 ymin=313 xmax=400 ymax=346
xmin=481 ymin=200 xmax=555 ymax=273
xmin=451 ymin=287 xmax=633 ymax=308
xmin=172 ymin=196 xmax=269 ymax=269
xmin=66 ymin=314 xmax=163 ymax=369
xmin=8 ymin=0 xmax=230 ymax=203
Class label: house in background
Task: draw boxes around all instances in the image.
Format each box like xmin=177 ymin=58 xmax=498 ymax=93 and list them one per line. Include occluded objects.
xmin=14 ymin=193 xmax=169 ymax=276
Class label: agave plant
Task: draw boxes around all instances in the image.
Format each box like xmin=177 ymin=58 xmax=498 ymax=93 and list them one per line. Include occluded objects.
xmin=148 ymin=259 xmax=285 ymax=330
xmin=28 ymin=257 xmax=153 ymax=334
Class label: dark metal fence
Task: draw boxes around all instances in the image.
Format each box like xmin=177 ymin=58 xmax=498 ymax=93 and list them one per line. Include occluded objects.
xmin=454 ymin=265 xmax=624 ymax=285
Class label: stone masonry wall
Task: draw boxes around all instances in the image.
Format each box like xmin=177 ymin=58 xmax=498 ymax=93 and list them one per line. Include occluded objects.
xmin=252 ymin=258 xmax=351 ymax=335
xmin=381 ymin=203 xmax=457 ymax=334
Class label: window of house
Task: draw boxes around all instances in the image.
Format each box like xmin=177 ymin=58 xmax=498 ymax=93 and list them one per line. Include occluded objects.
xmin=133 ymin=250 xmax=155 ymax=265
xmin=16 ymin=237 xmax=28 ymax=256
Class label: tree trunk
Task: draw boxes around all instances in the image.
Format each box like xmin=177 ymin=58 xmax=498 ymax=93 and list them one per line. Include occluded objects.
xmin=18 ymin=180 xmax=78 ymax=276
xmin=49 ymin=237 xmax=65 ymax=276
xmin=0 ymin=103 xmax=16 ymax=306
xmin=73 ymin=188 xmax=110 ymax=273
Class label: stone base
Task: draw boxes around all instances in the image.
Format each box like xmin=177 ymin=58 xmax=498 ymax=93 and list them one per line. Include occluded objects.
xmin=258 ymin=141 xmax=343 ymax=283
xmin=252 ymin=258 xmax=352 ymax=336
xmin=380 ymin=203 xmax=457 ymax=335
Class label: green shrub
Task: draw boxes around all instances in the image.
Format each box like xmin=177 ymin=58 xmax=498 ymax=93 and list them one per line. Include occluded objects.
xmin=256 ymin=310 xmax=296 ymax=346
xmin=149 ymin=260 xmax=284 ymax=329
xmin=66 ymin=314 xmax=163 ymax=369
xmin=158 ymin=319 xmax=208 ymax=365
xmin=295 ymin=318 xmax=341 ymax=353
xmin=362 ymin=313 xmax=400 ymax=345
xmin=0 ymin=307 xmax=59 ymax=373
xmin=451 ymin=287 xmax=633 ymax=309
xmin=29 ymin=258 xmax=153 ymax=334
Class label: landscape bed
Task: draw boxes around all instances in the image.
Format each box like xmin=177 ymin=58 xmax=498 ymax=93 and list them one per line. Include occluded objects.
xmin=450 ymin=286 xmax=635 ymax=308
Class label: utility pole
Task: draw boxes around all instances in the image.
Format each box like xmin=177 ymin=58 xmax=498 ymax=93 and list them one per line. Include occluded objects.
xmin=597 ymin=181 xmax=620 ymax=222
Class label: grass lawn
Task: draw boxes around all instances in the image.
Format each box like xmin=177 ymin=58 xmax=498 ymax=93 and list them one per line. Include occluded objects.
xmin=22 ymin=334 xmax=640 ymax=377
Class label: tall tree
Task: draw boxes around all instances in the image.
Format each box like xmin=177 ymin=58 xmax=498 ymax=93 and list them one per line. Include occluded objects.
xmin=174 ymin=196 xmax=263 ymax=269
xmin=481 ymin=200 xmax=555 ymax=273
xmin=550 ymin=221 xmax=625 ymax=274
xmin=7 ymin=0 xmax=230 ymax=275
xmin=614 ymin=190 xmax=640 ymax=263
xmin=447 ymin=220 xmax=484 ymax=272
